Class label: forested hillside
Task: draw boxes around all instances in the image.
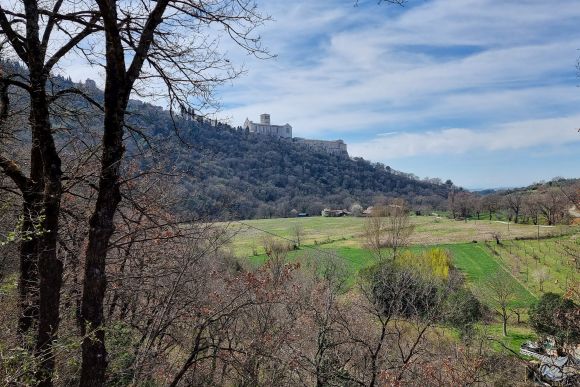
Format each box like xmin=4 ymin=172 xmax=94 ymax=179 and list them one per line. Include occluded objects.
xmin=1 ymin=60 xmax=451 ymax=220
xmin=131 ymin=102 xmax=451 ymax=219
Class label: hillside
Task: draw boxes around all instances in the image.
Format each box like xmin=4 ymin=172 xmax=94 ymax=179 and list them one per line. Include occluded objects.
xmin=0 ymin=62 xmax=452 ymax=220
xmin=133 ymin=106 xmax=452 ymax=219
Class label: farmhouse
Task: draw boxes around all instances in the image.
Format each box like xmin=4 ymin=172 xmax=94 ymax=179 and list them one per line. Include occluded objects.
xmin=321 ymin=208 xmax=350 ymax=217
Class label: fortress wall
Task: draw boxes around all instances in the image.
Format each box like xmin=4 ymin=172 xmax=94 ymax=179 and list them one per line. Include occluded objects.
xmin=294 ymin=138 xmax=348 ymax=157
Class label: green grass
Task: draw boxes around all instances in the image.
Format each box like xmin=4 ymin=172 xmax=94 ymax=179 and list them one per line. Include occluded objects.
xmin=438 ymin=243 xmax=537 ymax=308
xmin=249 ymin=241 xmax=538 ymax=309
xmin=229 ymin=216 xmax=579 ymax=356
xmin=225 ymin=216 xmax=367 ymax=257
xmin=246 ymin=246 xmax=375 ymax=288
xmin=232 ymin=216 xmax=578 ymax=309
xmin=486 ymin=237 xmax=579 ymax=296
xmin=225 ymin=215 xmax=573 ymax=257
xmin=481 ymin=323 xmax=536 ymax=354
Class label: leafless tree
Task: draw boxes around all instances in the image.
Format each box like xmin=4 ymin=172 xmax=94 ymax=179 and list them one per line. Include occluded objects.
xmin=0 ymin=5 xmax=102 ymax=381
xmin=537 ymin=188 xmax=567 ymax=225
xmin=484 ymin=272 xmax=516 ymax=336
xmin=533 ymin=267 xmax=550 ymax=292
xmin=523 ymin=193 xmax=541 ymax=225
xmin=345 ymin=262 xmax=446 ymax=386
xmin=453 ymin=191 xmax=475 ymax=222
xmin=350 ymin=203 xmax=363 ymax=217
xmin=384 ymin=199 xmax=414 ymax=260
xmin=4 ymin=1 xmax=270 ymax=384
xmin=363 ymin=199 xmax=413 ymax=261
xmin=363 ymin=204 xmax=387 ymax=260
xmin=481 ymin=194 xmax=500 ymax=221
xmin=1 ymin=1 xmax=269 ymax=384
xmin=292 ymin=223 xmax=304 ymax=248
xmin=505 ymin=192 xmax=524 ymax=224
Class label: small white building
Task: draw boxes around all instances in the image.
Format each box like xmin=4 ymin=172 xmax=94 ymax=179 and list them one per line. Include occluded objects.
xmin=243 ymin=114 xmax=292 ymax=138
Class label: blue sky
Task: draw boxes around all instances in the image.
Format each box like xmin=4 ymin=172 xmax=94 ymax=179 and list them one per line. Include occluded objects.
xmin=214 ymin=0 xmax=580 ymax=189
xmin=48 ymin=0 xmax=580 ymax=189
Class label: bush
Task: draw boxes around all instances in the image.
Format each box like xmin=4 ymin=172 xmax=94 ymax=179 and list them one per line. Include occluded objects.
xmin=529 ymin=292 xmax=580 ymax=348
xmin=444 ymin=289 xmax=484 ymax=336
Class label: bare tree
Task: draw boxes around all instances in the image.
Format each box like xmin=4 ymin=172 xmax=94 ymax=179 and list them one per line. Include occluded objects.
xmin=481 ymin=194 xmax=500 ymax=221
xmin=292 ymin=223 xmax=304 ymax=248
xmin=1 ymin=1 xmax=268 ymax=384
xmin=350 ymin=203 xmax=363 ymax=217
xmin=363 ymin=199 xmax=413 ymax=261
xmin=505 ymin=192 xmax=524 ymax=224
xmin=533 ymin=267 xmax=550 ymax=292
xmin=344 ymin=261 xmax=446 ymax=386
xmin=363 ymin=204 xmax=387 ymax=260
xmin=68 ymin=2 xmax=269 ymax=384
xmin=384 ymin=199 xmax=414 ymax=260
xmin=537 ymin=188 xmax=567 ymax=225
xmin=523 ymin=193 xmax=541 ymax=225
xmin=454 ymin=191 xmax=475 ymax=222
xmin=484 ymin=272 xmax=516 ymax=336
xmin=0 ymin=5 xmax=101 ymax=383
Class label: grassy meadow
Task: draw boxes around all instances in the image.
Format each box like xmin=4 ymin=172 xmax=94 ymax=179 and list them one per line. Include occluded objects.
xmin=224 ymin=215 xmax=568 ymax=257
xmin=224 ymin=214 xmax=578 ymax=316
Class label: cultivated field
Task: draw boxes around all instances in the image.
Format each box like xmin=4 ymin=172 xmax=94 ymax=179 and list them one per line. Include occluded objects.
xmin=224 ymin=216 xmax=578 ymax=302
xmin=224 ymin=215 xmax=569 ymax=257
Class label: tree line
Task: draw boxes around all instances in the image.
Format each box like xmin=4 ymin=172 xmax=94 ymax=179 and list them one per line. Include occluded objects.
xmin=448 ymin=179 xmax=579 ymax=225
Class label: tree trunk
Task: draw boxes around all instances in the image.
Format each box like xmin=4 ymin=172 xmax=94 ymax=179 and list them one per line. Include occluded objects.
xmin=502 ymin=315 xmax=508 ymax=337
xmin=79 ymin=101 xmax=125 ymax=387
xmin=78 ymin=1 xmax=168 ymax=382
xmin=23 ymin=10 xmax=64 ymax=380
xmin=17 ymin=195 xmax=41 ymax=338
xmin=29 ymin=77 xmax=63 ymax=387
xmin=79 ymin=19 xmax=127 ymax=384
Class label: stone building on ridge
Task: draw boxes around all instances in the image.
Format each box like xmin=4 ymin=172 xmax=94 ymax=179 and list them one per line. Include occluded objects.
xmin=243 ymin=114 xmax=349 ymax=157
xmin=243 ymin=114 xmax=292 ymax=138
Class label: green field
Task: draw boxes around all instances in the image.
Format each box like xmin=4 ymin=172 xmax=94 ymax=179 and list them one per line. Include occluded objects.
xmin=225 ymin=215 xmax=569 ymax=257
xmin=485 ymin=238 xmax=579 ymax=296
xmin=436 ymin=243 xmax=537 ymax=308
xmin=228 ymin=216 xmax=578 ymax=311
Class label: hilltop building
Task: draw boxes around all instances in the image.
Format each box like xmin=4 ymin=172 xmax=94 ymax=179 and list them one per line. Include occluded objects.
xmin=244 ymin=114 xmax=292 ymax=138
xmin=243 ymin=114 xmax=349 ymax=157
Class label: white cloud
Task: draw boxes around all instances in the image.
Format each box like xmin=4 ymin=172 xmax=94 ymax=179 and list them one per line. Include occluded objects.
xmin=349 ymin=115 xmax=580 ymax=160
xmin=220 ymin=0 xmax=580 ymax=145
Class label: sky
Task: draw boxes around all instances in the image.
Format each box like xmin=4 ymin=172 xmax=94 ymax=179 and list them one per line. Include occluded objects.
xmin=33 ymin=0 xmax=580 ymax=189
xmin=212 ymin=0 xmax=580 ymax=189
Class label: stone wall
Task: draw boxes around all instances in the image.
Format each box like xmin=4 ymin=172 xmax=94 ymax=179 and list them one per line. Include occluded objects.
xmin=294 ymin=138 xmax=349 ymax=157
